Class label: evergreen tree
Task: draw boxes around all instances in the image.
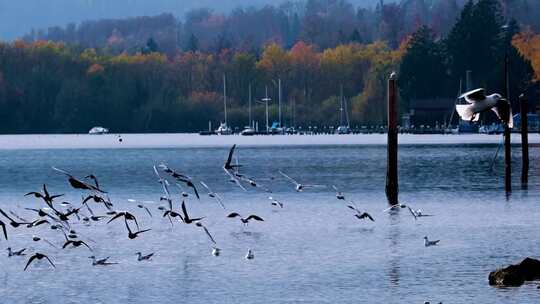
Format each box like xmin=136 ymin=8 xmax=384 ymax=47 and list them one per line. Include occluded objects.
xmin=399 ymin=26 xmax=447 ymax=107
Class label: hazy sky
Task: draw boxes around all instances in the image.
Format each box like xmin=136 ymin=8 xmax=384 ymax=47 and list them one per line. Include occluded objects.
xmin=0 ymin=0 xmax=386 ymax=40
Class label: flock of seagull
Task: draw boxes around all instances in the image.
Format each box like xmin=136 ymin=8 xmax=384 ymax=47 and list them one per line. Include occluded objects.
xmin=0 ymin=144 xmax=438 ymax=271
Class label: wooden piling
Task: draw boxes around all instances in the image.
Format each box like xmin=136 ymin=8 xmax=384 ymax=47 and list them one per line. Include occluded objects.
xmin=386 ymin=72 xmax=399 ymax=205
xmin=503 ymin=52 xmax=511 ymax=195
xmin=520 ymin=94 xmax=529 ymax=188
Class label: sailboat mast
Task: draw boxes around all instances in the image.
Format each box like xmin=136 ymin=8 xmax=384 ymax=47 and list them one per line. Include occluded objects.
xmin=340 ymin=84 xmax=344 ymax=126
xmin=278 ymin=78 xmax=282 ymax=127
xmin=248 ymin=83 xmax=252 ymax=127
xmin=223 ymin=74 xmax=227 ymax=125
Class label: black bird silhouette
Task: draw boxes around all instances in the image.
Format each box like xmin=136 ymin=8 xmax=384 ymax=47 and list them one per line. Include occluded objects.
xmin=25 ymin=184 xmax=64 ymax=205
xmin=82 ymin=194 xmax=113 ymax=209
xmin=180 ymin=201 xmax=204 ymax=224
xmin=26 ymin=219 xmax=51 ymax=228
xmin=347 ymin=204 xmax=375 ymax=222
xmin=223 ymin=144 xmax=241 ymax=171
xmin=227 ymin=213 xmax=264 ymax=225
xmin=159 ymin=164 xmax=200 ymax=199
xmin=61 ymin=230 xmax=92 ymax=251
xmin=0 ymin=220 xmax=8 ymax=240
xmin=7 ymin=247 xmax=26 ymax=257
xmin=0 ymin=208 xmax=30 ymax=228
xmin=195 ymin=222 xmax=217 ymax=244
xmin=24 ymin=253 xmax=55 ymax=271
xmin=107 ymin=211 xmax=139 ymax=230
xmin=52 ymin=167 xmax=107 ymax=193
xmin=124 ymin=219 xmax=151 ymax=240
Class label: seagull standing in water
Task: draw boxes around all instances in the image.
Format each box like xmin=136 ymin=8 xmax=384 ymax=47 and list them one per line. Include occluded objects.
xmin=455 ymin=88 xmax=513 ymax=127
xmin=424 ymin=236 xmax=440 ymax=247
xmin=245 ymin=249 xmax=254 ymax=260
xmin=269 ymin=196 xmax=283 ymax=208
xmin=332 ymin=185 xmax=346 ymax=201
xmin=89 ymin=255 xmax=118 ymax=266
xmin=136 ymin=252 xmax=154 ymax=261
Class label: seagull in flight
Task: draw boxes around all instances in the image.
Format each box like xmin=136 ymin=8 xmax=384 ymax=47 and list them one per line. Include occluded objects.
xmin=347 ymin=203 xmax=374 ymax=222
xmin=223 ymin=145 xmax=247 ymax=191
xmin=268 ymin=196 xmax=283 ymax=208
xmin=52 ymin=167 xmax=107 ymax=193
xmin=332 ymin=185 xmax=346 ymax=200
xmin=456 ymin=88 xmax=513 ymax=127
xmin=279 ymin=171 xmax=324 ymax=192
xmin=24 ymin=253 xmax=55 ymax=271
xmin=195 ymin=222 xmax=217 ymax=244
xmin=408 ymin=207 xmax=434 ymax=220
xmin=227 ymin=212 xmax=264 ymax=226
xmin=424 ymin=236 xmax=440 ymax=247
xmin=153 ymin=165 xmax=172 ymax=209
xmin=128 ymin=199 xmax=153 ymax=218
xmin=159 ymin=163 xmax=200 ymax=199
xmin=382 ymin=203 xmax=408 ymax=213
xmin=7 ymin=247 xmax=26 ymax=257
xmin=200 ymin=181 xmax=226 ymax=209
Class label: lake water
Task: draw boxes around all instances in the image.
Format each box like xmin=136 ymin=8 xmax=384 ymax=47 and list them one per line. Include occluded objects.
xmin=0 ymin=134 xmax=539 ymax=304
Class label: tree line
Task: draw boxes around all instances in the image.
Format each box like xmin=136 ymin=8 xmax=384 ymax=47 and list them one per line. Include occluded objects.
xmin=0 ymin=0 xmax=537 ymax=133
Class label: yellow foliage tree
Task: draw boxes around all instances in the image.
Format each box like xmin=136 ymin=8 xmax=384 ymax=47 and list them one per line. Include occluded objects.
xmin=513 ymin=29 xmax=540 ymax=81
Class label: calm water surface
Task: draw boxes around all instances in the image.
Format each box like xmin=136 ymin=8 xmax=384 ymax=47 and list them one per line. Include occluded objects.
xmin=0 ymin=136 xmax=539 ymax=303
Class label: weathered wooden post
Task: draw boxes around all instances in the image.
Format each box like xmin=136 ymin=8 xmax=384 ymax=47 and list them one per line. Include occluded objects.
xmin=520 ymin=94 xmax=529 ymax=188
xmin=503 ymin=52 xmax=512 ymax=195
xmin=386 ymin=72 xmax=399 ymax=205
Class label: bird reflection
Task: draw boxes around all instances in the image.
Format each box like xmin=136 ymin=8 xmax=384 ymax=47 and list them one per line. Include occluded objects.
xmin=386 ymin=211 xmax=401 ymax=288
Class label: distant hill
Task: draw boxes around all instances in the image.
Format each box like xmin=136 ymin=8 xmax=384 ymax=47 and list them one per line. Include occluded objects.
xmin=0 ymin=0 xmax=390 ymax=40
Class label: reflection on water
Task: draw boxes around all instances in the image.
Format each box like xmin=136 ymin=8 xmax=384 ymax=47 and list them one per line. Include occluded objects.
xmin=0 ymin=143 xmax=539 ymax=304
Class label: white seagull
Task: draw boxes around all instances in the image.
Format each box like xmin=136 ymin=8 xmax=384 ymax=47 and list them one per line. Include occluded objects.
xmin=456 ymin=88 xmax=513 ymax=127
xmin=268 ymin=196 xmax=283 ymax=208
xmin=279 ymin=171 xmax=323 ymax=192
xmin=200 ymin=181 xmax=226 ymax=209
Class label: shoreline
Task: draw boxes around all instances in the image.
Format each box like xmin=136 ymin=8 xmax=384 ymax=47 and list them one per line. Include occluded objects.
xmin=0 ymin=133 xmax=539 ymax=150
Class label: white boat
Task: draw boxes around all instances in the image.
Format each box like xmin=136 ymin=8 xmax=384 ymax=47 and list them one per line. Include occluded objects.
xmin=215 ymin=75 xmax=233 ymax=135
xmin=241 ymin=126 xmax=256 ymax=136
xmin=88 ymin=126 xmax=109 ymax=135
xmin=216 ymin=123 xmax=232 ymax=135
xmin=336 ymin=85 xmax=351 ymax=134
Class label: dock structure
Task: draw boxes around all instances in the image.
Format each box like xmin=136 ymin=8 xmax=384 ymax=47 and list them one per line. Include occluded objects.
xmin=386 ymin=72 xmax=399 ymax=205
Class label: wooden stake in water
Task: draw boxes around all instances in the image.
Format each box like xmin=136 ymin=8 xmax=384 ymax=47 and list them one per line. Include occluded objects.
xmin=386 ymin=72 xmax=399 ymax=205
xmin=520 ymin=94 xmax=529 ymax=188
xmin=503 ymin=53 xmax=511 ymax=195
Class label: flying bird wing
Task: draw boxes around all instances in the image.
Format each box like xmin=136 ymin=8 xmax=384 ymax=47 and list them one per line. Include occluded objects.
xmin=24 ymin=254 xmax=39 ymax=271
xmin=0 ymin=222 xmax=7 ymax=240
xmin=246 ymin=215 xmax=264 ymax=222
xmin=459 ymin=88 xmax=486 ymax=103
xmin=279 ymin=171 xmax=299 ymax=186
xmin=227 ymin=212 xmax=241 ymax=218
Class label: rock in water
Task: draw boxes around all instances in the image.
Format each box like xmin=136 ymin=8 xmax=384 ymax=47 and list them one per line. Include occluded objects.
xmin=489 ymin=257 xmax=540 ymax=287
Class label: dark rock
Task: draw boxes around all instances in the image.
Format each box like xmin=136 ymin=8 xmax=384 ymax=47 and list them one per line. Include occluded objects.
xmin=489 ymin=257 xmax=540 ymax=287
